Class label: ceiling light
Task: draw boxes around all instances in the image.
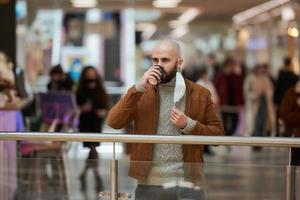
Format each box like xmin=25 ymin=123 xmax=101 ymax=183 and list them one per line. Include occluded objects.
xmin=239 ymin=28 xmax=250 ymax=40
xmin=134 ymin=10 xmax=161 ymax=22
xmin=71 ymin=0 xmax=97 ymax=8
xmin=170 ymin=25 xmax=189 ymax=38
xmin=168 ymin=20 xmax=181 ymax=29
xmin=282 ymin=6 xmax=295 ymax=22
xmin=136 ymin=23 xmax=157 ymax=40
xmin=178 ymin=8 xmax=200 ymax=24
xmin=86 ymin=8 xmax=101 ymax=23
xmin=168 ymin=8 xmax=201 ymax=29
xmin=153 ymin=0 xmax=182 ymax=8
xmin=233 ymin=0 xmax=290 ymax=25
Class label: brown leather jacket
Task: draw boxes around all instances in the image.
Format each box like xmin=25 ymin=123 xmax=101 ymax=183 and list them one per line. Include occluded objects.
xmin=107 ymin=79 xmax=224 ymax=181
xmin=279 ymin=85 xmax=300 ymax=137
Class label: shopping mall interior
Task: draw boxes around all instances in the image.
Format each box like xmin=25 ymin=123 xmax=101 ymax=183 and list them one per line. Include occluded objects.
xmin=0 ymin=0 xmax=300 ymax=199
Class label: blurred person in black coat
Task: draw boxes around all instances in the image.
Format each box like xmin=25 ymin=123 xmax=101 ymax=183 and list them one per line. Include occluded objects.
xmin=76 ymin=66 xmax=108 ymax=192
xmin=274 ymin=57 xmax=298 ymax=136
xmin=47 ymin=64 xmax=73 ymax=92
xmin=274 ymin=57 xmax=298 ymax=105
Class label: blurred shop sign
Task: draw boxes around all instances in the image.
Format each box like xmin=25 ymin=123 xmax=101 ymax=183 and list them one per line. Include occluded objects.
xmin=247 ymin=36 xmax=267 ymax=50
xmin=39 ymin=92 xmax=76 ymax=124
xmin=85 ymin=21 xmax=116 ymax=39
xmin=85 ymin=9 xmax=116 ymax=39
xmin=61 ymin=47 xmax=90 ymax=82
xmin=64 ymin=13 xmax=85 ymax=46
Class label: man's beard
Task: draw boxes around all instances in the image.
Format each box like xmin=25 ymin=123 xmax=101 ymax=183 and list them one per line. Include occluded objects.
xmin=160 ymin=66 xmax=177 ymax=84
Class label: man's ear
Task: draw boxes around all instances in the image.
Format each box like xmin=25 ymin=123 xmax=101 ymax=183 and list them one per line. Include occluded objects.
xmin=178 ymin=58 xmax=183 ymax=66
xmin=177 ymin=58 xmax=184 ymax=71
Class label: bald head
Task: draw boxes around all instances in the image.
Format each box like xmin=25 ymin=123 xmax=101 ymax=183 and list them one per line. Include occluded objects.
xmin=151 ymin=39 xmax=183 ymax=81
xmin=152 ymin=39 xmax=182 ymax=58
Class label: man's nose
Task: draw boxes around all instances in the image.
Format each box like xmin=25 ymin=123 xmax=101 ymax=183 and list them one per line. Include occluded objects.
xmin=158 ymin=60 xmax=163 ymax=66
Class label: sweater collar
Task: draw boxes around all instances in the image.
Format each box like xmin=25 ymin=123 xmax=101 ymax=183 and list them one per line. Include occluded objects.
xmin=158 ymin=77 xmax=176 ymax=88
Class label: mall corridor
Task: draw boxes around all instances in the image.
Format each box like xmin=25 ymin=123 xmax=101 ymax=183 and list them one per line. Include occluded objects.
xmin=1 ymin=0 xmax=300 ymax=199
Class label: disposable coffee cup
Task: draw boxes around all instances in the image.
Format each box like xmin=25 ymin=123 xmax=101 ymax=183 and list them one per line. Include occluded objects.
xmin=148 ymin=65 xmax=166 ymax=85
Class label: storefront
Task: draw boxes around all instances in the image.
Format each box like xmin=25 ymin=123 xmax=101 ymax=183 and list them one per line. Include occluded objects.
xmin=233 ymin=0 xmax=300 ymax=75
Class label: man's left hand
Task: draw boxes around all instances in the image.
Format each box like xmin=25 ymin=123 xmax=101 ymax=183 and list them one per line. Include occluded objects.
xmin=170 ymin=106 xmax=188 ymax=129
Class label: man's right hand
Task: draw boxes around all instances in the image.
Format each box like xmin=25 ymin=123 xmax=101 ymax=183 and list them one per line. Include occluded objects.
xmin=140 ymin=66 xmax=162 ymax=88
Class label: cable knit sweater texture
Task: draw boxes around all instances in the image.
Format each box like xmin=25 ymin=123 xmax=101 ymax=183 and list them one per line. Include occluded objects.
xmin=137 ymin=78 xmax=196 ymax=185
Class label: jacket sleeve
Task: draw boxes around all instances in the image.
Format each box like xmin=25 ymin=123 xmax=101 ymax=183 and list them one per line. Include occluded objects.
xmin=107 ymin=86 xmax=144 ymax=129
xmin=191 ymin=92 xmax=225 ymax=136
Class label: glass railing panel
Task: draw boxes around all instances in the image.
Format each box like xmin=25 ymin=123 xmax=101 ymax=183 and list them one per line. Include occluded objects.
xmin=117 ymin=160 xmax=299 ymax=200
xmin=4 ymin=156 xmax=111 ymax=200
xmin=0 ymin=141 xmax=299 ymax=199
xmin=297 ymin=168 xmax=300 ymax=200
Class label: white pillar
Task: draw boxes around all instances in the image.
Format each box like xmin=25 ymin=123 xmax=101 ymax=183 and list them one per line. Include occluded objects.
xmin=51 ymin=10 xmax=63 ymax=66
xmin=120 ymin=9 xmax=136 ymax=89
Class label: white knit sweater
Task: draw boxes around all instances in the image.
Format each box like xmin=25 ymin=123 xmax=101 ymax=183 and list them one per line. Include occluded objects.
xmin=136 ymin=78 xmax=196 ymax=185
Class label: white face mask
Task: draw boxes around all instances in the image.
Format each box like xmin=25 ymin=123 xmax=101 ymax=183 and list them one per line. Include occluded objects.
xmin=174 ymin=68 xmax=186 ymax=104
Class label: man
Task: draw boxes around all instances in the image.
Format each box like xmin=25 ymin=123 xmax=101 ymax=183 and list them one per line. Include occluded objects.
xmin=274 ymin=57 xmax=298 ymax=106
xmin=279 ymin=80 xmax=300 ymax=166
xmin=107 ymin=40 xmax=224 ymax=199
xmin=274 ymin=57 xmax=298 ymax=136
xmin=279 ymin=79 xmax=300 ymax=200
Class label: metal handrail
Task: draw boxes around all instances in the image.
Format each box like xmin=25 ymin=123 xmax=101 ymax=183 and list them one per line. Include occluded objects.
xmin=1 ymin=132 xmax=298 ymax=200
xmin=0 ymin=132 xmax=300 ymax=147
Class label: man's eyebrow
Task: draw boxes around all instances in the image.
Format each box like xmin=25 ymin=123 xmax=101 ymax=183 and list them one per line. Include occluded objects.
xmin=152 ymin=57 xmax=170 ymax=59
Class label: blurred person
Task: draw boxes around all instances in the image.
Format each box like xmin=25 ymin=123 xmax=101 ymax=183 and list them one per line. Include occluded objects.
xmin=279 ymin=78 xmax=300 ymax=200
xmin=233 ymin=62 xmax=248 ymax=137
xmin=274 ymin=57 xmax=298 ymax=105
xmin=182 ymin=65 xmax=201 ymax=82
xmin=0 ymin=52 xmax=15 ymax=84
xmin=181 ymin=45 xmax=202 ymax=83
xmin=235 ymin=62 xmax=247 ymax=80
xmin=262 ymin=63 xmax=276 ymax=88
xmin=182 ymin=60 xmax=202 ymax=83
xmin=47 ymin=64 xmax=73 ymax=91
xmin=197 ymin=68 xmax=219 ymax=109
xmin=76 ymin=66 xmax=108 ymax=192
xmin=214 ymin=57 xmax=244 ymax=136
xmin=244 ymin=65 xmax=276 ymax=150
xmin=107 ymin=40 xmax=224 ymax=200
xmin=261 ymin=64 xmax=276 ymax=136
xmin=46 ymin=64 xmax=74 ymax=132
xmin=196 ymin=68 xmax=220 ymax=155
xmin=274 ymin=57 xmax=298 ymax=136
xmin=205 ymin=53 xmax=221 ymax=81
xmin=279 ymin=79 xmax=300 ymax=165
xmin=0 ymin=52 xmax=19 ymax=105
